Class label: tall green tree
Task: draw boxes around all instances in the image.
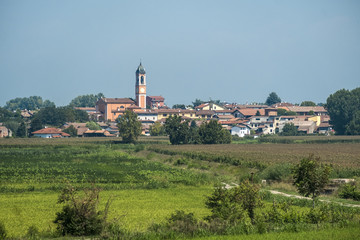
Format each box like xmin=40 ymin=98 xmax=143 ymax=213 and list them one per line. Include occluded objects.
xmin=5 ymin=96 xmax=55 ymax=110
xmin=300 ymin=101 xmax=316 ymax=106
xmin=68 ymin=93 xmax=105 ymax=108
xmin=32 ymin=107 xmax=89 ymax=127
xmin=198 ymin=120 xmax=231 ymax=144
xmin=265 ymin=92 xmax=281 ymax=106
xmin=63 ymin=125 xmax=78 ymax=137
xmin=280 ymin=123 xmax=298 ymax=136
xmin=30 ymin=118 xmax=43 ymax=133
xmin=164 ymin=115 xmax=190 ymax=145
xmin=292 ymin=155 xmax=332 ymax=208
xmin=117 ymin=110 xmax=142 ymax=143
xmin=86 ymin=121 xmax=101 ymax=130
xmin=326 ymin=88 xmax=360 ymax=135
xmin=16 ymin=121 xmax=27 ymax=138
xmin=149 ymin=122 xmax=165 ymax=136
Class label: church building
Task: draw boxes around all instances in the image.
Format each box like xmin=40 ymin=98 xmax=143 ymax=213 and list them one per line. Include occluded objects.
xmin=96 ymin=63 xmax=163 ymax=122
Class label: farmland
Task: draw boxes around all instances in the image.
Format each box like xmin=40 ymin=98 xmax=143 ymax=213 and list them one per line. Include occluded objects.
xmin=0 ymin=137 xmax=360 ymax=239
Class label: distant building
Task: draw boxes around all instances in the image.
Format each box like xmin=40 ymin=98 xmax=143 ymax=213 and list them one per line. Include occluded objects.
xmin=146 ymin=96 xmax=165 ymax=109
xmin=96 ymin=98 xmax=136 ymax=122
xmin=32 ymin=128 xmax=70 ymax=138
xmin=0 ymin=125 xmax=12 ymax=138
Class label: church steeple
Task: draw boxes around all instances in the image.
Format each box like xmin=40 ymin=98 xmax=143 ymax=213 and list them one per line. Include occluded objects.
xmin=136 ymin=62 xmax=146 ymax=75
xmin=135 ymin=62 xmax=146 ymax=109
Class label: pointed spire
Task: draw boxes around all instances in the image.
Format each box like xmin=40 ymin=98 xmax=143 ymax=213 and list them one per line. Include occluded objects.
xmin=136 ymin=61 xmax=146 ymax=74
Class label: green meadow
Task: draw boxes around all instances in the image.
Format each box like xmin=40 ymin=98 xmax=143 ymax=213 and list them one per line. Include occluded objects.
xmin=0 ymin=137 xmax=360 ymax=239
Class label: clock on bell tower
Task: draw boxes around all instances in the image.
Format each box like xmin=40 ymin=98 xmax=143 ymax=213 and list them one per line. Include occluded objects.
xmin=135 ymin=62 xmax=146 ymax=109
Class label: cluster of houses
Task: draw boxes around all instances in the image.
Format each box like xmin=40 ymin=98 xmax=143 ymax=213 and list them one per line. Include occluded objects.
xmin=0 ymin=63 xmax=332 ymax=138
xmin=81 ymin=100 xmax=330 ymax=137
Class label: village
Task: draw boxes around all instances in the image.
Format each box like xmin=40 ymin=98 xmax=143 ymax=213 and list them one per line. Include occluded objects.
xmin=0 ymin=63 xmax=332 ymax=139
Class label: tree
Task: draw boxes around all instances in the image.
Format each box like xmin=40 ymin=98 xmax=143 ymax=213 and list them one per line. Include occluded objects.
xmin=172 ymin=104 xmax=186 ymax=109
xmin=68 ymin=93 xmax=105 ymax=108
xmin=326 ymin=88 xmax=360 ymax=135
xmin=280 ymin=123 xmax=298 ymax=136
xmin=265 ymin=92 xmax=281 ymax=106
xmin=164 ymin=115 xmax=190 ymax=145
xmin=32 ymin=107 xmax=89 ymax=127
xmin=277 ymin=108 xmax=297 ymax=116
xmin=54 ymin=184 xmax=110 ymax=236
xmin=198 ymin=120 xmax=231 ymax=144
xmin=117 ymin=110 xmax=142 ymax=143
xmin=300 ymin=101 xmax=316 ymax=106
xmin=16 ymin=121 xmax=27 ymax=138
xmin=255 ymin=110 xmax=261 ymax=116
xmin=63 ymin=125 xmax=78 ymax=137
xmin=192 ymin=99 xmax=205 ymax=108
xmin=30 ymin=118 xmax=43 ymax=134
xmin=205 ymin=180 xmax=263 ymax=223
xmin=149 ymin=122 xmax=165 ymax=136
xmin=5 ymin=96 xmax=55 ymax=111
xmin=86 ymin=121 xmax=101 ymax=130
xmin=292 ymin=155 xmax=332 ymax=207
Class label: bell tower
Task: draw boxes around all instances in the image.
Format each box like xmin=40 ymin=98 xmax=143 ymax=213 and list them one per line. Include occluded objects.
xmin=135 ymin=62 xmax=146 ymax=109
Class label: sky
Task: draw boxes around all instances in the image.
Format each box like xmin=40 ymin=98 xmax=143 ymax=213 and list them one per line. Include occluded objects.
xmin=1 ymin=0 xmax=359 ymax=107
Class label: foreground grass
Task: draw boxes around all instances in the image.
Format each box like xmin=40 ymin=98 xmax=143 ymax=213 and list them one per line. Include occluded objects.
xmin=0 ymin=186 xmax=212 ymax=238
xmin=194 ymin=224 xmax=360 ymax=240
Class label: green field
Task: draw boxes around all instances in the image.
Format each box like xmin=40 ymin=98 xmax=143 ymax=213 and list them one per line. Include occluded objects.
xmin=0 ymin=137 xmax=359 ymax=239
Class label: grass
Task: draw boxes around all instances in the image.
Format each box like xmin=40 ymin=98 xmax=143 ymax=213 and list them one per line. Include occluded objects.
xmin=193 ymin=224 xmax=360 ymax=240
xmin=1 ymin=137 xmax=360 ymax=238
xmin=0 ymin=186 xmax=213 ymax=238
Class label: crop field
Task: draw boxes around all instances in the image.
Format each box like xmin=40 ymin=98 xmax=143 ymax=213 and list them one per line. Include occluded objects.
xmin=149 ymin=142 xmax=360 ymax=169
xmin=1 ymin=137 xmax=360 ymax=239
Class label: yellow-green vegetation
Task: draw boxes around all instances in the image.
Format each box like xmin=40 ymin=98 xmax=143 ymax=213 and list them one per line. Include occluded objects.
xmin=193 ymin=224 xmax=360 ymax=240
xmin=0 ymin=137 xmax=360 ymax=239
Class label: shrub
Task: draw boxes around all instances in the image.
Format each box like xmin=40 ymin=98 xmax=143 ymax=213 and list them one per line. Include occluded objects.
xmin=338 ymin=183 xmax=360 ymax=201
xmin=205 ymin=181 xmax=263 ymax=224
xmin=26 ymin=225 xmax=39 ymax=239
xmin=0 ymin=222 xmax=7 ymax=240
xmin=54 ymin=184 xmax=111 ymax=236
xmin=260 ymin=163 xmax=292 ymax=181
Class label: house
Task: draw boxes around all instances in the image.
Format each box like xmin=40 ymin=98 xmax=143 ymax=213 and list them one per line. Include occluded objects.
xmin=137 ymin=110 xmax=158 ymax=122
xmin=146 ymin=96 xmax=165 ymax=109
xmin=231 ymin=124 xmax=251 ymax=137
xmin=83 ymin=130 xmax=115 ymax=137
xmin=195 ymin=103 xmax=224 ymax=111
xmin=293 ymin=120 xmax=316 ymax=134
xmin=62 ymin=122 xmax=89 ymax=137
xmin=317 ymin=122 xmax=332 ymax=135
xmin=96 ymin=98 xmax=136 ymax=122
xmin=287 ymin=106 xmax=327 ymax=116
xmin=0 ymin=125 xmax=12 ymax=138
xmin=32 ymin=128 xmax=70 ymax=138
xmin=195 ymin=110 xmax=215 ymax=119
xmin=237 ymin=109 xmax=265 ymax=119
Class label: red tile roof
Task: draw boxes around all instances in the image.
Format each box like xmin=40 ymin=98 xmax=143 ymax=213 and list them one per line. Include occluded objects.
xmin=100 ymin=98 xmax=135 ymax=104
xmin=32 ymin=128 xmax=63 ymax=134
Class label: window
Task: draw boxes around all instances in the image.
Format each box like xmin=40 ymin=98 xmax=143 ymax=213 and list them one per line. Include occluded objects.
xmin=141 ymin=76 xmax=144 ymax=84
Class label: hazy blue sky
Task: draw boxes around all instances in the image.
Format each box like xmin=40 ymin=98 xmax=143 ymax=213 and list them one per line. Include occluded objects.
xmin=1 ymin=0 xmax=359 ymax=107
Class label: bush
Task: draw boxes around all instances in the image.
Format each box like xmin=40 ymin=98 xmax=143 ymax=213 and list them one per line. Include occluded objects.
xmin=338 ymin=183 xmax=360 ymax=201
xmin=26 ymin=225 xmax=39 ymax=239
xmin=205 ymin=181 xmax=263 ymax=223
xmin=260 ymin=163 xmax=292 ymax=181
xmin=54 ymin=184 xmax=111 ymax=236
xmin=0 ymin=222 xmax=7 ymax=240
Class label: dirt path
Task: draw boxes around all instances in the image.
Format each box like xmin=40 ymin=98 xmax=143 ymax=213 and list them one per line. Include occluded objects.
xmin=222 ymin=183 xmax=360 ymax=208
xmin=268 ymin=190 xmax=360 ymax=208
